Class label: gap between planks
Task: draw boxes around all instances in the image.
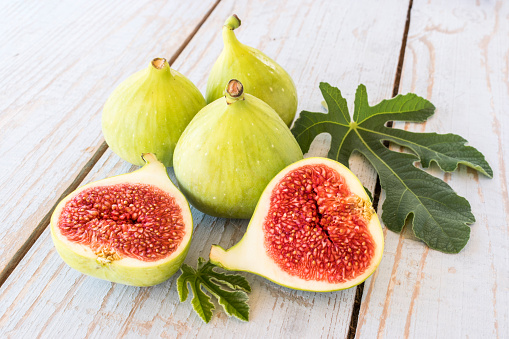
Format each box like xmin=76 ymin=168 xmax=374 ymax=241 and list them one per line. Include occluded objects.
xmin=0 ymin=0 xmax=222 ymax=289
xmin=347 ymin=0 xmax=414 ymax=338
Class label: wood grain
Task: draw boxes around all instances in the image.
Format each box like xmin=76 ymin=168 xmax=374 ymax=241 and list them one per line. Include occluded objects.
xmin=0 ymin=0 xmax=411 ymax=337
xmin=356 ymin=0 xmax=509 ymax=338
xmin=0 ymin=0 xmax=218 ymax=275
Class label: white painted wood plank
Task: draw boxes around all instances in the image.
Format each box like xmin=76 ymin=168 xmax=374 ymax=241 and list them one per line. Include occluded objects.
xmin=0 ymin=0 xmax=411 ymax=337
xmin=0 ymin=0 xmax=217 ymax=273
xmin=356 ymin=1 xmax=509 ymax=338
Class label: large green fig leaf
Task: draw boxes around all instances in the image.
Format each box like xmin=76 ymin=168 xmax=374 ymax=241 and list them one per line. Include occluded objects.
xmin=291 ymin=83 xmax=492 ymax=253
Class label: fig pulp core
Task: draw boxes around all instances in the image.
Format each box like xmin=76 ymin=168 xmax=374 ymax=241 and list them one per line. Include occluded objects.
xmin=264 ymin=165 xmax=376 ymax=283
xmin=58 ymin=183 xmax=185 ymax=262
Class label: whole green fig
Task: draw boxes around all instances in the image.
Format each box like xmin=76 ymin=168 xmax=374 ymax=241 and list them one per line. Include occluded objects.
xmin=174 ymin=79 xmax=303 ymax=219
xmin=206 ymin=15 xmax=298 ymax=127
xmin=102 ymin=58 xmax=206 ymax=167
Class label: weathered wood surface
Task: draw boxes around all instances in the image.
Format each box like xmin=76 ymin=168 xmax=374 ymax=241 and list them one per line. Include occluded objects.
xmin=356 ymin=0 xmax=508 ymax=338
xmin=0 ymin=0 xmax=411 ymax=337
xmin=0 ymin=0 xmax=217 ymax=274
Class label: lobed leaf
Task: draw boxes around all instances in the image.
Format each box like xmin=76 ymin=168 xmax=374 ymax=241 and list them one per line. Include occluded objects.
xmin=177 ymin=258 xmax=251 ymax=323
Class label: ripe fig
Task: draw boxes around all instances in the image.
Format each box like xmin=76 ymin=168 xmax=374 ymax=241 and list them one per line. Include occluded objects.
xmin=102 ymin=58 xmax=206 ymax=167
xmin=210 ymin=157 xmax=384 ymax=291
xmin=50 ymin=153 xmax=193 ymax=286
xmin=173 ymin=79 xmax=303 ymax=219
xmin=206 ymin=15 xmax=298 ymax=127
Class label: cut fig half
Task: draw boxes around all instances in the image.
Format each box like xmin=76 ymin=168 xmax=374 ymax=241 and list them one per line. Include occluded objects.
xmin=50 ymin=153 xmax=193 ymax=286
xmin=210 ymin=157 xmax=384 ymax=292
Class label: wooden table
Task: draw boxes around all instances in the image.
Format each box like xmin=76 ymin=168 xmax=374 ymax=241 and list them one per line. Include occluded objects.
xmin=1 ymin=0 xmax=507 ymax=337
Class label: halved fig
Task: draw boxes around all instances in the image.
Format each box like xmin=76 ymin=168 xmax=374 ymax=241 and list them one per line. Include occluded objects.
xmin=50 ymin=153 xmax=193 ymax=286
xmin=210 ymin=157 xmax=384 ymax=291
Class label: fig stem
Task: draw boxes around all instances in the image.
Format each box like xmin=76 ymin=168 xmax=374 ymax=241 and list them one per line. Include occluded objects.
xmin=225 ymin=79 xmax=244 ymax=104
xmin=224 ymin=14 xmax=241 ymax=30
xmin=222 ymin=15 xmax=242 ymax=47
xmin=149 ymin=58 xmax=173 ymax=80
xmin=151 ymin=58 xmax=168 ymax=70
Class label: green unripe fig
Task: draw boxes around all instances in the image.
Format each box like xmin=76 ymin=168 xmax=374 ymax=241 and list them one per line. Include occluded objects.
xmin=206 ymin=15 xmax=298 ymax=127
xmin=174 ymin=79 xmax=303 ymax=219
xmin=102 ymin=58 xmax=206 ymax=167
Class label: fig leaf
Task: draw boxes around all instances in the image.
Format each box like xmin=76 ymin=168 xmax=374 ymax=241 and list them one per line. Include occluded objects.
xmin=177 ymin=257 xmax=251 ymax=323
xmin=291 ymin=83 xmax=493 ymax=253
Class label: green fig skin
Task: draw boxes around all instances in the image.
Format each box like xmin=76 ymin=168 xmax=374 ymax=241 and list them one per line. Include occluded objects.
xmin=206 ymin=15 xmax=298 ymax=127
xmin=173 ymin=81 xmax=303 ymax=219
xmin=102 ymin=58 xmax=206 ymax=167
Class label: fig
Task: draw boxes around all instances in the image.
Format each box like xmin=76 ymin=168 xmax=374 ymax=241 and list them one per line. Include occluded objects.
xmin=206 ymin=15 xmax=298 ymax=126
xmin=50 ymin=153 xmax=193 ymax=286
xmin=210 ymin=157 xmax=384 ymax=291
xmin=102 ymin=58 xmax=206 ymax=167
xmin=173 ymin=79 xmax=303 ymax=219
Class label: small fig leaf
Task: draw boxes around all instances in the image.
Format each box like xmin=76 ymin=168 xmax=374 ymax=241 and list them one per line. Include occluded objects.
xmin=291 ymin=83 xmax=493 ymax=253
xmin=177 ymin=258 xmax=251 ymax=323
